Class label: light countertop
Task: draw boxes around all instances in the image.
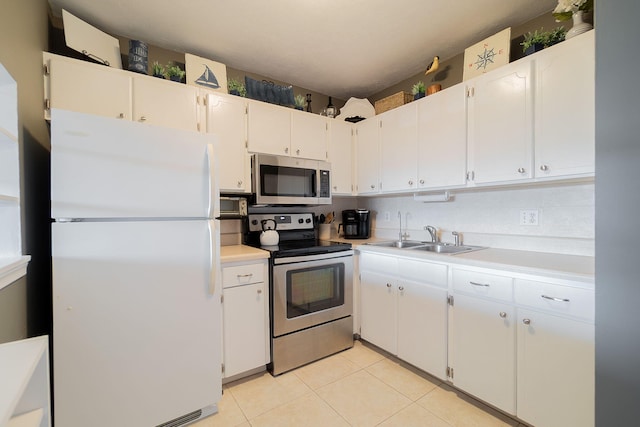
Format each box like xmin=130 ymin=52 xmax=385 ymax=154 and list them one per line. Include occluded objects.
xmin=221 ymin=245 xmax=270 ymax=263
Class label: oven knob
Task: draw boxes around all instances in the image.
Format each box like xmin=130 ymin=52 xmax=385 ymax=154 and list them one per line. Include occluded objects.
xmin=305 ymin=218 xmax=311 ymax=223
xmin=298 ymin=218 xmax=304 ymax=224
xmin=251 ymin=219 xmax=258 ymax=225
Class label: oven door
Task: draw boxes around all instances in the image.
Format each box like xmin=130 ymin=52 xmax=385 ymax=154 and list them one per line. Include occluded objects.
xmin=272 ymin=251 xmax=353 ymax=337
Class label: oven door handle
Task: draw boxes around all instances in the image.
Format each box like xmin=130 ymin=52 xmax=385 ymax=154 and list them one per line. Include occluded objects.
xmin=273 ymin=250 xmax=354 ymax=265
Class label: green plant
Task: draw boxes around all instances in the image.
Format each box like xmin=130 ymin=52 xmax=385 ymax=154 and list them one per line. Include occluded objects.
xmin=165 ymin=62 xmax=186 ymax=81
xmin=521 ymin=27 xmax=566 ymax=52
xmin=411 ymin=81 xmax=426 ymax=95
xmin=552 ymin=0 xmax=593 ymax=22
xmin=227 ymin=77 xmax=247 ymax=97
xmin=151 ymin=61 xmax=165 ymax=76
xmin=294 ymin=94 xmax=306 ymax=109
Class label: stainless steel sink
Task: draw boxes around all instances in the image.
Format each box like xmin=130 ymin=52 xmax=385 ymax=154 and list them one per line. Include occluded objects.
xmin=408 ymin=243 xmax=486 ymax=255
xmin=366 ymin=240 xmax=428 ymax=249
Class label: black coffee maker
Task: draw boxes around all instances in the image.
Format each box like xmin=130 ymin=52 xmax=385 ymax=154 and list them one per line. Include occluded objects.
xmin=341 ymin=209 xmax=371 ymax=239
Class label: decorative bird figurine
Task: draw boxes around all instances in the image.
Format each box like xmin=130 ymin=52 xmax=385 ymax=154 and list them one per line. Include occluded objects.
xmin=424 ymin=56 xmax=440 ymax=76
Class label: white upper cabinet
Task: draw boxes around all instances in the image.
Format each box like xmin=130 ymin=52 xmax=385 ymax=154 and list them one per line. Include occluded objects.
xmin=534 ymin=31 xmax=594 ymax=179
xmin=131 ymin=76 xmax=199 ymax=132
xmin=205 ymin=93 xmax=251 ymax=193
xmin=417 ymin=83 xmax=468 ymax=189
xmin=45 ymin=53 xmax=132 ymax=120
xmin=467 ymin=59 xmax=533 ymax=185
xmin=291 ymin=108 xmax=327 ymax=160
xmin=246 ymin=100 xmax=291 ymax=156
xmin=328 ymin=119 xmax=354 ymax=195
xmin=247 ymin=100 xmax=327 ymax=160
xmin=379 ymin=103 xmax=418 ymax=192
xmin=354 ymin=117 xmax=380 ymax=194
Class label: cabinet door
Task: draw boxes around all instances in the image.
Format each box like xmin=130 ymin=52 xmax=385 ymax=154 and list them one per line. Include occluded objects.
xmin=48 ymin=56 xmax=132 ymax=120
xmin=291 ymin=109 xmax=327 ymax=160
xmin=517 ymin=309 xmax=594 ymax=427
xmin=535 ymin=31 xmax=595 ymax=179
xmin=451 ymin=294 xmax=516 ymax=414
xmin=131 ymin=77 xmax=199 ymax=132
xmin=223 ymin=282 xmax=268 ymax=378
xmin=360 ymin=270 xmax=397 ymax=354
xmin=355 ymin=118 xmax=380 ymax=194
xmin=380 ymin=104 xmax=418 ymax=192
xmin=328 ymin=120 xmax=353 ymax=195
xmin=397 ymin=280 xmax=448 ymax=380
xmin=247 ymin=101 xmax=291 ymax=156
xmin=467 ymin=60 xmax=533 ymax=185
xmin=417 ymin=84 xmax=468 ymax=188
xmin=206 ymin=93 xmax=251 ymax=193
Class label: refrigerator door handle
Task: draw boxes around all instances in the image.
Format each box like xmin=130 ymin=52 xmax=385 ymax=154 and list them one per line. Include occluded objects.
xmin=206 ymin=143 xmax=220 ymax=219
xmin=208 ymin=219 xmax=219 ymax=296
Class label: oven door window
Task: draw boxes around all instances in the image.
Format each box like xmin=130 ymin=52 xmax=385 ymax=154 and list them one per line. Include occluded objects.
xmin=260 ymin=165 xmax=316 ymax=197
xmin=286 ymin=263 xmax=344 ymax=318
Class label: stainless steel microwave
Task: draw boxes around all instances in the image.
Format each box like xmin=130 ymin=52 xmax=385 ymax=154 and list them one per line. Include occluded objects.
xmin=252 ymin=154 xmax=331 ymax=205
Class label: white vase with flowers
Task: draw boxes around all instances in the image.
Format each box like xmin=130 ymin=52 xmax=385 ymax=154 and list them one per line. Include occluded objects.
xmin=553 ymin=0 xmax=594 ymax=39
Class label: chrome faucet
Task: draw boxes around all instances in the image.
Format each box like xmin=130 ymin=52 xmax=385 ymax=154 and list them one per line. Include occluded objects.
xmin=424 ymin=225 xmax=437 ymax=243
xmin=398 ymin=211 xmax=410 ymax=241
xmin=452 ymin=231 xmax=461 ymax=246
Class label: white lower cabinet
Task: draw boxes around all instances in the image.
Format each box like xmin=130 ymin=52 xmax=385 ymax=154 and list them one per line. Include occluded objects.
xmin=358 ymin=249 xmax=594 ymax=427
xmin=450 ymin=269 xmax=516 ymax=414
xmin=221 ymin=260 xmax=269 ymax=380
xmin=515 ymin=279 xmax=594 ymax=427
xmin=359 ymin=253 xmax=448 ymax=379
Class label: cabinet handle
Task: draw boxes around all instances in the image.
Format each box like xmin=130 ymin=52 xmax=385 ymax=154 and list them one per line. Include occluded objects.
xmin=296 ymin=149 xmax=300 ymax=155
xmin=139 ymin=116 xmax=147 ymax=122
xmin=284 ymin=147 xmax=289 ymax=154
xmin=399 ymin=286 xmax=404 ymax=291
xmin=540 ymin=165 xmax=549 ymax=171
xmin=237 ymin=180 xmax=243 ymax=187
xmin=419 ymin=179 xmax=425 ymax=185
xmin=541 ymin=294 xmax=570 ymax=302
xmin=370 ymin=184 xmax=376 ymax=189
xmin=523 ymin=318 xmax=531 ymax=325
xmin=237 ymin=273 xmax=253 ymax=278
xmin=499 ymin=312 xmax=507 ymax=318
xmin=118 ymin=113 xmax=125 ymax=119
xmin=408 ymin=180 xmax=413 ymax=186
xmin=470 ymin=281 xmax=490 ymax=287
xmin=386 ymin=283 xmax=392 ymax=288
xmin=517 ymin=167 xmax=526 ymax=174
xmin=257 ymin=289 xmax=263 ymax=294
xmin=333 ymin=185 xmax=338 ymax=190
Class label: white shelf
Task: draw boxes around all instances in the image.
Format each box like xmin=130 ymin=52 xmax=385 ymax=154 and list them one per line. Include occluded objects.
xmin=0 ymin=256 xmax=30 ymax=292
xmin=0 ymin=336 xmax=51 ymax=427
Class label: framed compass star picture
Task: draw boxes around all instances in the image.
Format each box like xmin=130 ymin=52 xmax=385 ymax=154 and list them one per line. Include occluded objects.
xmin=463 ymin=27 xmax=511 ymax=81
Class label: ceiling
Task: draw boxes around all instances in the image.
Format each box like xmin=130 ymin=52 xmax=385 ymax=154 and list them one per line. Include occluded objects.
xmin=48 ymin=0 xmax=556 ymax=100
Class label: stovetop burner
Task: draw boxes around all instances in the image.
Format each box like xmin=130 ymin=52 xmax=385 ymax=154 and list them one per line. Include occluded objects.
xmin=245 ymin=212 xmax=352 ymax=257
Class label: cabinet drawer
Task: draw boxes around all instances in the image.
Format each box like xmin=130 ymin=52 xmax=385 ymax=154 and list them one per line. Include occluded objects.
xmin=359 ymin=253 xmax=397 ymax=274
xmin=397 ymin=258 xmax=447 ymax=288
xmin=515 ymin=279 xmax=594 ymax=321
xmin=222 ymin=262 xmax=265 ymax=288
xmin=452 ymin=269 xmax=513 ymax=301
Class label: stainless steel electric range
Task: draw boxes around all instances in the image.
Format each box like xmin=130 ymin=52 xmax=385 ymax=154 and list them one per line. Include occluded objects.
xmin=246 ymin=212 xmax=354 ymax=375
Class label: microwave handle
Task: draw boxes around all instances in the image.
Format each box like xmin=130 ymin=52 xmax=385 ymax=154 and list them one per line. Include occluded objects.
xmin=312 ymin=170 xmax=317 ymax=197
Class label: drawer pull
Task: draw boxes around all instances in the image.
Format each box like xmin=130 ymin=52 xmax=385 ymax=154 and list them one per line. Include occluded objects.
xmin=541 ymin=294 xmax=570 ymax=302
xmin=237 ymin=273 xmax=254 ymax=278
xmin=470 ymin=281 xmax=490 ymax=287
xmin=523 ymin=318 xmax=531 ymax=325
xmin=499 ymin=311 xmax=507 ymax=318
xmin=399 ymin=286 xmax=404 ymax=291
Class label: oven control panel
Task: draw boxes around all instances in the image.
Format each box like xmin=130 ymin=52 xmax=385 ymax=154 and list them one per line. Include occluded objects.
xmin=248 ymin=213 xmax=314 ymax=232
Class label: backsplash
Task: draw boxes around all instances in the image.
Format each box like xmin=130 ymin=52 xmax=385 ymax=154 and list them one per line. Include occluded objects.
xmin=354 ymin=182 xmax=595 ymax=256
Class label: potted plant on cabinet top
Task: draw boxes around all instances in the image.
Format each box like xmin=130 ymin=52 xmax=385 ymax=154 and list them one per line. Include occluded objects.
xmin=151 ymin=61 xmax=165 ymax=78
xmin=521 ymin=27 xmax=567 ymax=55
xmin=412 ymin=81 xmax=426 ymax=100
xmin=165 ymin=62 xmax=186 ymax=83
xmin=294 ymin=94 xmax=306 ymax=110
xmin=228 ymin=77 xmax=247 ymax=96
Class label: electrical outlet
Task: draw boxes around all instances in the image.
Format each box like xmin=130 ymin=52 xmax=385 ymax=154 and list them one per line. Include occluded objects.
xmin=520 ymin=209 xmax=539 ymax=226
xmin=383 ymin=211 xmax=390 ymax=222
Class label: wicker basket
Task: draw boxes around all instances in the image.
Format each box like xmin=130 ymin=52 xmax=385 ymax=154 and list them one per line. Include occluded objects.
xmin=374 ymin=91 xmax=413 ymax=114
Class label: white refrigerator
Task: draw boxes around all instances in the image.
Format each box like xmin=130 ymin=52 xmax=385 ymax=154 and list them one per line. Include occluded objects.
xmin=50 ymin=109 xmax=222 ymax=427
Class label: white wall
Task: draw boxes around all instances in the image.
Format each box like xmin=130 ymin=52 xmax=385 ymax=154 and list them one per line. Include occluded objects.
xmin=357 ymin=182 xmax=594 ymax=256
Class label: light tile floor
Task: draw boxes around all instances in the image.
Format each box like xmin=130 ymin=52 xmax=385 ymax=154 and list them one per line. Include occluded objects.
xmin=192 ymin=340 xmax=527 ymax=427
